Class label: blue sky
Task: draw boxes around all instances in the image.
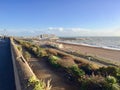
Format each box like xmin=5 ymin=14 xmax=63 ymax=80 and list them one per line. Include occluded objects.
xmin=0 ymin=0 xmax=120 ymax=36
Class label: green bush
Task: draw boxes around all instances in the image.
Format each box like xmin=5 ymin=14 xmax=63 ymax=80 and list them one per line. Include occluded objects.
xmin=105 ymin=76 xmax=120 ymax=90
xmin=49 ymin=55 xmax=60 ymax=68
xmin=31 ymin=47 xmax=37 ymax=53
xmin=80 ymin=64 xmax=94 ymax=75
xmin=17 ymin=45 xmax=22 ymax=52
xmin=19 ymin=40 xmax=48 ymax=58
xmin=69 ymin=65 xmax=85 ymax=77
xmin=97 ymin=66 xmax=120 ymax=82
xmin=80 ymin=75 xmax=120 ymax=90
xmin=97 ymin=66 xmax=120 ymax=76
xmin=106 ymin=76 xmax=117 ymax=84
xmin=38 ymin=50 xmax=47 ymax=57
xmin=28 ymin=76 xmax=45 ymax=90
xmin=23 ymin=51 xmax=31 ymax=61
xmin=111 ymin=84 xmax=120 ymax=90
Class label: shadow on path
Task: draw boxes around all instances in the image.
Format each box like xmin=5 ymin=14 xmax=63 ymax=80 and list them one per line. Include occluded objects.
xmin=0 ymin=38 xmax=16 ymax=90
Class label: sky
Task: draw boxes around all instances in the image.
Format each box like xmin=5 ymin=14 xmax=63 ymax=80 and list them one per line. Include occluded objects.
xmin=0 ymin=0 xmax=120 ymax=36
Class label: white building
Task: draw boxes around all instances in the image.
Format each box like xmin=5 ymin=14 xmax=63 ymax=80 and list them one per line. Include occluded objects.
xmin=38 ymin=34 xmax=59 ymax=40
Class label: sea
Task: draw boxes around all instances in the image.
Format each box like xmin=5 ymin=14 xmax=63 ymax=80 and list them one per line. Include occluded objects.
xmin=58 ymin=37 xmax=120 ymax=50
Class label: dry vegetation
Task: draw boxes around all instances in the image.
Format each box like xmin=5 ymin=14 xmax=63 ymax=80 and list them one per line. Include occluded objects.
xmin=15 ymin=39 xmax=120 ymax=90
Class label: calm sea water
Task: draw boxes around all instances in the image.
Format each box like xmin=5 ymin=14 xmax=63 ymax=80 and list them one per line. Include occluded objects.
xmin=59 ymin=37 xmax=120 ymax=50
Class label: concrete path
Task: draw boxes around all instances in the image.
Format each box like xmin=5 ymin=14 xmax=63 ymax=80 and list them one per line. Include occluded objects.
xmin=0 ymin=39 xmax=16 ymax=90
xmin=29 ymin=57 xmax=78 ymax=90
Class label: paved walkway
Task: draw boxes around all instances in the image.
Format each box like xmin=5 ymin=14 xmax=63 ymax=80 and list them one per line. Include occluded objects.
xmin=29 ymin=57 xmax=78 ymax=90
xmin=0 ymin=39 xmax=16 ymax=90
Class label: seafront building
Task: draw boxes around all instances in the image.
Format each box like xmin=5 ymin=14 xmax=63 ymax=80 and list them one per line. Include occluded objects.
xmin=38 ymin=34 xmax=59 ymax=40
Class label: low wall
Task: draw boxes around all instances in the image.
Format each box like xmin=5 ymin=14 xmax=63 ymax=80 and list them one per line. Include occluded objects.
xmin=10 ymin=38 xmax=36 ymax=90
xmin=10 ymin=39 xmax=21 ymax=90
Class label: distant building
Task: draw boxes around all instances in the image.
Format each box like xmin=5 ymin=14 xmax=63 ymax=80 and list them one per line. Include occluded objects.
xmin=38 ymin=34 xmax=59 ymax=40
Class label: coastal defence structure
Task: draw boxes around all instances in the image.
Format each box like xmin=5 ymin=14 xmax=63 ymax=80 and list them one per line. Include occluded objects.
xmin=10 ymin=38 xmax=36 ymax=90
xmin=10 ymin=38 xmax=21 ymax=90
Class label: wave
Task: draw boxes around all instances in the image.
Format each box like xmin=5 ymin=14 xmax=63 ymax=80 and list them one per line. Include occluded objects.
xmin=57 ymin=40 xmax=120 ymax=51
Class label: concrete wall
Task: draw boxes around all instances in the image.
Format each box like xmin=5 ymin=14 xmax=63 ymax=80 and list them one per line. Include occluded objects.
xmin=10 ymin=38 xmax=22 ymax=90
xmin=10 ymin=38 xmax=36 ymax=90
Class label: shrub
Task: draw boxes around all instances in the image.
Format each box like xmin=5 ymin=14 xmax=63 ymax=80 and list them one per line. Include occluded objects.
xmin=38 ymin=50 xmax=48 ymax=57
xmin=74 ymin=58 xmax=99 ymax=70
xmin=46 ymin=49 xmax=58 ymax=56
xmin=28 ymin=76 xmax=44 ymax=90
xmin=106 ymin=76 xmax=117 ymax=84
xmin=58 ymin=55 xmax=75 ymax=68
xmin=48 ymin=55 xmax=60 ymax=68
xmin=111 ymin=84 xmax=120 ymax=90
xmin=23 ymin=51 xmax=31 ymax=61
xmin=17 ymin=45 xmax=22 ymax=52
xmin=28 ymin=76 xmax=52 ymax=90
xmin=80 ymin=75 xmax=120 ymax=90
xmin=31 ymin=47 xmax=37 ymax=53
xmin=80 ymin=64 xmax=94 ymax=75
xmin=97 ymin=66 xmax=120 ymax=76
xmin=58 ymin=59 xmax=75 ymax=68
xmin=69 ymin=65 xmax=85 ymax=77
xmin=105 ymin=76 xmax=120 ymax=90
xmin=96 ymin=66 xmax=120 ymax=82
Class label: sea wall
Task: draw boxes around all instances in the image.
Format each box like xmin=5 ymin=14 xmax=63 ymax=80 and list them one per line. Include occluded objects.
xmin=10 ymin=38 xmax=36 ymax=90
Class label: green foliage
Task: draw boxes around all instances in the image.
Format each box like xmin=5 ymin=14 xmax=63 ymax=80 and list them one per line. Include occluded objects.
xmin=97 ymin=66 xmax=120 ymax=76
xmin=37 ymin=49 xmax=47 ymax=57
xmin=80 ymin=75 xmax=120 ymax=90
xmin=49 ymin=55 xmax=60 ymax=68
xmin=69 ymin=65 xmax=85 ymax=77
xmin=105 ymin=76 xmax=120 ymax=90
xmin=50 ymin=55 xmax=59 ymax=60
xmin=31 ymin=47 xmax=37 ymax=53
xmin=106 ymin=76 xmax=117 ymax=84
xmin=17 ymin=45 xmax=22 ymax=52
xmin=97 ymin=66 xmax=120 ymax=82
xmin=16 ymin=39 xmax=120 ymax=90
xmin=111 ymin=84 xmax=120 ymax=90
xmin=23 ymin=51 xmax=31 ymax=61
xmin=28 ymin=76 xmax=45 ymax=90
xmin=80 ymin=64 xmax=94 ymax=75
xmin=18 ymin=40 xmax=48 ymax=57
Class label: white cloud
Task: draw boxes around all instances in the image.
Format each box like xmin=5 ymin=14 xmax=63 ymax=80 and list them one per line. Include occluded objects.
xmin=48 ymin=27 xmax=64 ymax=32
xmin=47 ymin=27 xmax=120 ymax=36
xmin=1 ymin=27 xmax=120 ymax=36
